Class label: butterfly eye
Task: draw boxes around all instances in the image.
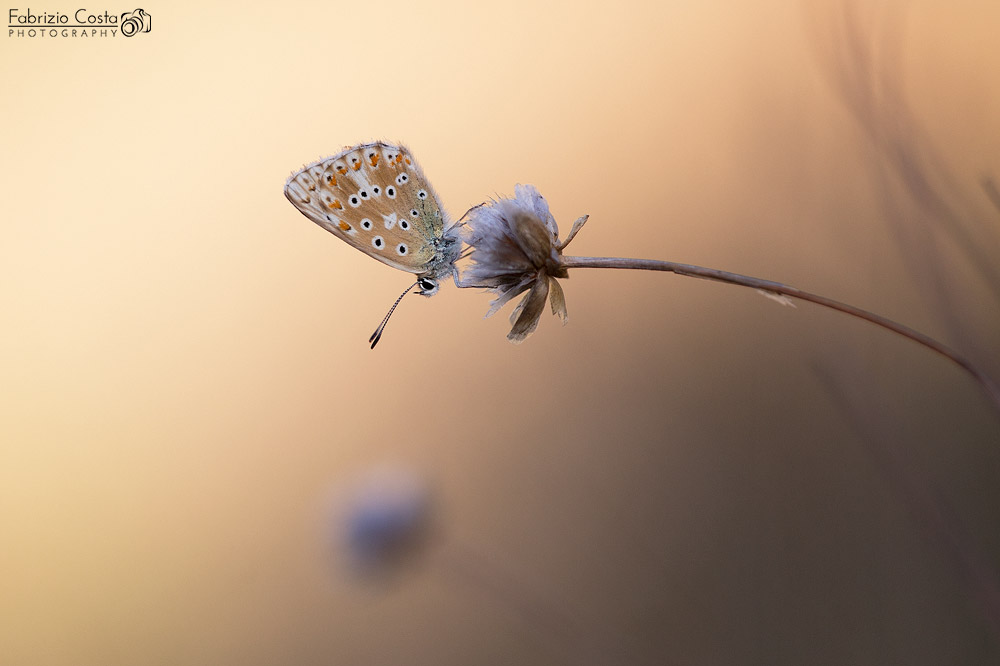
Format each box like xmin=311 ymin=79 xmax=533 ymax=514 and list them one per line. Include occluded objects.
xmin=417 ymin=277 xmax=438 ymax=294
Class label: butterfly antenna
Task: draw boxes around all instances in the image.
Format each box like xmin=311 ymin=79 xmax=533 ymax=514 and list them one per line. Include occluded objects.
xmin=369 ymin=282 xmax=419 ymax=349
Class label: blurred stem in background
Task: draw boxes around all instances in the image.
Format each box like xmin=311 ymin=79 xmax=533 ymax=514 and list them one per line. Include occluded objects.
xmin=808 ymin=0 xmax=1000 ymax=649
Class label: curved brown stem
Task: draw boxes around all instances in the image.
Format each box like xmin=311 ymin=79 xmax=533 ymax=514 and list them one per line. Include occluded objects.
xmin=561 ymin=255 xmax=1000 ymax=415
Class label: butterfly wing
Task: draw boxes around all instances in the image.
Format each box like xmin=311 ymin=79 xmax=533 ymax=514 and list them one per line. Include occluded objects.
xmin=285 ymin=142 xmax=452 ymax=276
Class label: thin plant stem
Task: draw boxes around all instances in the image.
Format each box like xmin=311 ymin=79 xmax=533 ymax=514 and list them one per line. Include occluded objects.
xmin=560 ymin=255 xmax=1000 ymax=414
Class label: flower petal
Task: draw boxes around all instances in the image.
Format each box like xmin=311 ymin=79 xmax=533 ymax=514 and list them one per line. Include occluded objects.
xmin=514 ymin=184 xmax=558 ymax=238
xmin=548 ymin=277 xmax=568 ymax=324
xmin=508 ymin=294 xmax=525 ymax=327
xmin=511 ymin=211 xmax=553 ymax=268
xmin=485 ymin=279 xmax=532 ymax=318
xmin=507 ymin=276 xmax=549 ymax=344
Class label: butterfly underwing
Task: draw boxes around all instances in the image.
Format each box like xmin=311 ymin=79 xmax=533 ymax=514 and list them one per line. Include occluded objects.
xmin=285 ymin=141 xmax=461 ymax=295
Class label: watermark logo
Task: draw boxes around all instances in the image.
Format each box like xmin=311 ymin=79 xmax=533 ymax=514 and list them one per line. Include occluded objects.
xmin=119 ymin=8 xmax=149 ymax=37
xmin=8 ymin=7 xmax=152 ymax=39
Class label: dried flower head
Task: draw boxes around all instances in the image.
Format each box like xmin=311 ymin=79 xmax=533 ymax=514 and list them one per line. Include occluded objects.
xmin=460 ymin=184 xmax=588 ymax=343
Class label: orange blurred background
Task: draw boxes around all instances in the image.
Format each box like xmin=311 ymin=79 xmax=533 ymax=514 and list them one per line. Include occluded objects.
xmin=2 ymin=1 xmax=999 ymax=664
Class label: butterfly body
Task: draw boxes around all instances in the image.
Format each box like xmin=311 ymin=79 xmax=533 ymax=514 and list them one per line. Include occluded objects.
xmin=285 ymin=141 xmax=461 ymax=294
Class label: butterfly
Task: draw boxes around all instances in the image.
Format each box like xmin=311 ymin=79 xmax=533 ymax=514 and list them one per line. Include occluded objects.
xmin=285 ymin=142 xmax=463 ymax=347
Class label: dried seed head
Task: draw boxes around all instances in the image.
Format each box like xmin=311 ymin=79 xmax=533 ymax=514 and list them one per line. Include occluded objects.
xmin=460 ymin=184 xmax=587 ymax=343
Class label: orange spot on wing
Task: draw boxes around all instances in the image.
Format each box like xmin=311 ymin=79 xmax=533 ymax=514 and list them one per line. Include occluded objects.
xmin=370 ymin=154 xmax=380 ymax=167
xmin=338 ymin=221 xmax=351 ymax=231
xmin=404 ymin=157 xmax=411 ymax=165
xmin=352 ymin=161 xmax=362 ymax=171
xmin=395 ymin=155 xmax=403 ymax=164
xmin=336 ymin=166 xmax=347 ymax=174
xmin=329 ymin=199 xmax=343 ymax=209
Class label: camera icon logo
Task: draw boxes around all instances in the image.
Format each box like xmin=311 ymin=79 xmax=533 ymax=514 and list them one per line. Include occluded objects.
xmin=120 ymin=8 xmax=151 ymax=37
